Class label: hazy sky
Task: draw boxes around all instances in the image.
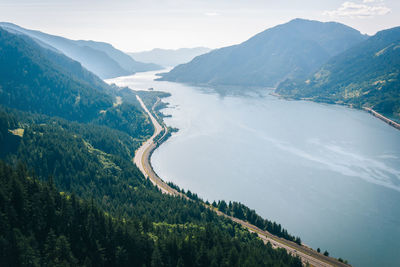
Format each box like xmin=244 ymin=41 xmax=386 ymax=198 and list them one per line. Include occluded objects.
xmin=1 ymin=0 xmax=399 ymax=52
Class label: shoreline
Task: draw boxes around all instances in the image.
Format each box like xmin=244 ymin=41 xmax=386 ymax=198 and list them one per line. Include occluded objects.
xmin=363 ymin=107 xmax=400 ymax=130
xmin=133 ymin=95 xmax=183 ymax=196
xmin=271 ymin=92 xmax=400 ymax=131
xmin=133 ymin=94 xmax=350 ymax=267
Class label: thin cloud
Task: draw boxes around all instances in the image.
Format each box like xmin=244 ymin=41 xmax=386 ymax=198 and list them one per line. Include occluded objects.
xmin=204 ymin=12 xmax=219 ymax=16
xmin=323 ymin=1 xmax=391 ymax=18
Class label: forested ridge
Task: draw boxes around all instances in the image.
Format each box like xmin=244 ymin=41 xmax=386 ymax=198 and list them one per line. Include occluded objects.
xmin=0 ymin=108 xmax=302 ymax=266
xmin=0 ymin=28 xmax=153 ymax=138
xmin=158 ymin=19 xmax=366 ymax=88
xmin=0 ymin=161 xmax=303 ymax=266
xmin=277 ymin=26 xmax=400 ymax=122
xmin=0 ymin=22 xmax=162 ymax=79
xmin=0 ymin=28 xmax=303 ymax=266
xmin=168 ymin=183 xmax=302 ymax=245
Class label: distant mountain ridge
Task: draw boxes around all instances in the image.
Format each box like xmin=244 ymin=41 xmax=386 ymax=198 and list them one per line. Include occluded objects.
xmin=129 ymin=47 xmax=211 ymax=67
xmin=158 ymin=19 xmax=368 ymax=87
xmin=0 ymin=28 xmax=110 ymax=121
xmin=277 ymin=26 xmax=400 ymax=122
xmin=0 ymin=27 xmax=153 ymax=139
xmin=0 ymin=22 xmax=162 ymax=79
xmin=0 ymin=23 xmax=304 ymax=267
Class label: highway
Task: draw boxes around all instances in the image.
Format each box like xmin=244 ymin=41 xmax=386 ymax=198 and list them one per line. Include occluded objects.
xmin=133 ymin=94 xmax=349 ymax=267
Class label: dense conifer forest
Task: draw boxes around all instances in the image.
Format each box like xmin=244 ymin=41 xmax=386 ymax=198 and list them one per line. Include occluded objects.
xmin=0 ymin=161 xmax=303 ymax=266
xmin=277 ymin=27 xmax=400 ymax=122
xmin=0 ymin=27 xmax=303 ymax=266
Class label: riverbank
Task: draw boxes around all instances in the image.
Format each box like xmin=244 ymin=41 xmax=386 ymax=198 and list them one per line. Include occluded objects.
xmin=271 ymin=92 xmax=400 ymax=131
xmin=133 ymin=95 xmax=183 ymax=196
xmin=363 ymin=107 xmax=400 ymax=130
xmin=133 ymin=93 xmax=350 ymax=267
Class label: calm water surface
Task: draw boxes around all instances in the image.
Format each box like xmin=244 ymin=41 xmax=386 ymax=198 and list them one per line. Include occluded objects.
xmin=108 ymin=71 xmax=400 ymax=267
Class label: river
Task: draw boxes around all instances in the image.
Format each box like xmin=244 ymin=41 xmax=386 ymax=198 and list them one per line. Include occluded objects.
xmin=107 ymin=70 xmax=400 ymax=267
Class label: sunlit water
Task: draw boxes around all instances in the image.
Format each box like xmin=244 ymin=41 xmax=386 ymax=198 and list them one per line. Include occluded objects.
xmin=108 ymin=71 xmax=400 ymax=267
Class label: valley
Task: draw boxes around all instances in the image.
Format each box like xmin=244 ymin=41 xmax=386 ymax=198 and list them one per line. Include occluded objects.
xmin=109 ymin=70 xmax=400 ymax=267
xmin=1 ymin=8 xmax=399 ymax=266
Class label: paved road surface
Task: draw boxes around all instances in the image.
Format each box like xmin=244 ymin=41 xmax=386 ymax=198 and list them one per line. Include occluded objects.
xmin=133 ymin=94 xmax=349 ymax=267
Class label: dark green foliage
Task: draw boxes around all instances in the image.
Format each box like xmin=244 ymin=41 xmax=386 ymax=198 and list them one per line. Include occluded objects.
xmin=0 ymin=29 xmax=153 ymax=137
xmin=0 ymin=109 xmax=20 ymax=157
xmin=0 ymin=22 xmax=162 ymax=79
xmin=0 ymin=107 xmax=303 ymax=267
xmin=0 ymin=28 xmax=111 ymax=122
xmin=118 ymin=87 xmax=171 ymax=124
xmin=135 ymin=90 xmax=171 ymax=117
xmin=277 ymin=26 xmax=400 ymax=122
xmin=218 ymin=200 xmax=228 ymax=213
xmin=218 ymin=201 xmax=302 ymax=244
xmin=0 ymin=161 xmax=302 ymax=266
xmin=170 ymin=182 xmax=301 ymax=245
xmin=0 ymin=107 xmax=140 ymax=159
xmin=0 ymin=160 xmax=153 ymax=266
xmin=94 ymin=103 xmax=153 ymax=138
xmin=0 ymin=27 xmax=304 ymax=266
xmin=158 ymin=18 xmax=366 ymax=88
xmin=135 ymin=90 xmax=171 ymax=107
xmin=0 ymin=109 xmax=194 ymax=223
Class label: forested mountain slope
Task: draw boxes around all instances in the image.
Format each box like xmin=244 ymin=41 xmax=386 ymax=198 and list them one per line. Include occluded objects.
xmin=0 ymin=28 xmax=110 ymax=121
xmin=277 ymin=27 xmax=400 ymax=122
xmin=0 ymin=28 xmax=302 ymax=266
xmin=0 ymin=28 xmax=152 ymax=137
xmin=0 ymin=160 xmax=302 ymax=266
xmin=0 ymin=96 xmax=302 ymax=267
xmin=158 ymin=19 xmax=367 ymax=87
xmin=0 ymin=22 xmax=161 ymax=79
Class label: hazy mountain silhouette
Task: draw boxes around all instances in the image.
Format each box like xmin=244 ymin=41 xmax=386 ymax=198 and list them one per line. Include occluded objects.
xmin=158 ymin=19 xmax=367 ymax=88
xmin=0 ymin=27 xmax=112 ymax=121
xmin=0 ymin=22 xmax=162 ymax=79
xmin=277 ymin=26 xmax=400 ymax=122
xmin=129 ymin=47 xmax=211 ymax=67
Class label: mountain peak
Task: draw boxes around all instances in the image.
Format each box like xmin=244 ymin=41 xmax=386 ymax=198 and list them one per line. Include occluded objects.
xmin=375 ymin=26 xmax=400 ymax=37
xmin=159 ymin=19 xmax=367 ymax=88
xmin=288 ymin=18 xmax=317 ymax=24
xmin=0 ymin=22 xmax=162 ymax=79
xmin=276 ymin=25 xmax=400 ymax=122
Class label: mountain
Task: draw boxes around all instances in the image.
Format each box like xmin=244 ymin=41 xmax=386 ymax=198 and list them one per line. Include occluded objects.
xmin=158 ymin=19 xmax=367 ymax=88
xmin=0 ymin=142 xmax=302 ymax=267
xmin=0 ymin=28 xmax=111 ymax=121
xmin=75 ymin=40 xmax=162 ymax=73
xmin=0 ymin=22 xmax=162 ymax=79
xmin=129 ymin=47 xmax=211 ymax=67
xmin=0 ymin=26 xmax=302 ymax=267
xmin=0 ymin=28 xmax=152 ymax=138
xmin=276 ymin=27 xmax=400 ymax=122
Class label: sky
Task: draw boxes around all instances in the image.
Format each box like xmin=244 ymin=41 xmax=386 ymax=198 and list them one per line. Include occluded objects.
xmin=0 ymin=0 xmax=399 ymax=52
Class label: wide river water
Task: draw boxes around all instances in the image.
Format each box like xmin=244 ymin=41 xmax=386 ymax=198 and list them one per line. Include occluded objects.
xmin=108 ymin=70 xmax=400 ymax=267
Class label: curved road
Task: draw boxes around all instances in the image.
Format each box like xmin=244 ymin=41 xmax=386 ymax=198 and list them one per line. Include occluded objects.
xmin=133 ymin=94 xmax=349 ymax=267
xmin=133 ymin=95 xmax=183 ymax=196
